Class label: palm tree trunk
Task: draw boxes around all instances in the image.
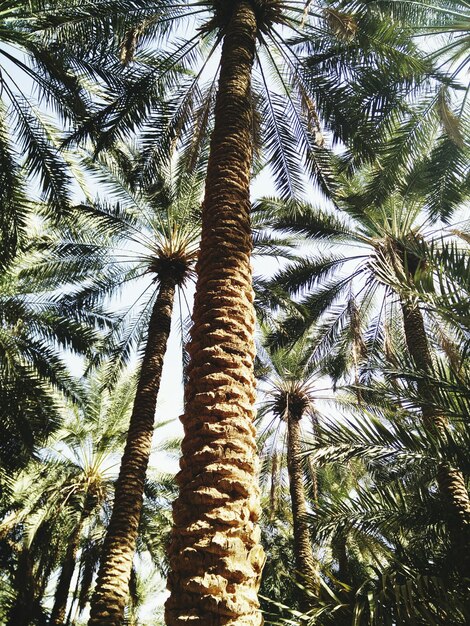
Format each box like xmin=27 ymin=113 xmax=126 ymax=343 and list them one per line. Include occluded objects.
xmin=7 ymin=546 xmax=40 ymax=626
xmin=65 ymin=550 xmax=84 ymax=626
xmin=50 ymin=509 xmax=87 ymax=626
xmin=401 ymin=301 xmax=470 ymax=569
xmin=88 ymin=276 xmax=176 ymax=626
xmin=286 ymin=412 xmax=318 ymax=608
xmin=166 ymin=3 xmax=264 ymax=624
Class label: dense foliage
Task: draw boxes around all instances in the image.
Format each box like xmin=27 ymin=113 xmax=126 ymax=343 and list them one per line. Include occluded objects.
xmin=0 ymin=1 xmax=468 ymax=625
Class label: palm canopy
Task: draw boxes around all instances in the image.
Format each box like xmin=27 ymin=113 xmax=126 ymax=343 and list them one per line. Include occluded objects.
xmin=258 ymin=189 xmax=469 ymax=380
xmin=21 ymin=149 xmax=202 ymax=372
xmin=0 ymin=0 xmax=101 ymax=265
xmin=0 ymin=0 xmax=177 ymax=266
xmin=70 ymin=0 xmax=435 ymax=200
xmin=25 ymin=147 xmax=297 ymax=380
xmin=344 ymin=0 xmax=470 ymax=220
xmin=0 ymin=246 xmax=106 ymax=472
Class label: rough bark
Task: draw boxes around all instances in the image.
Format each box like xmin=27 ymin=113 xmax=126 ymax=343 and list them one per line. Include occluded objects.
xmin=401 ymin=301 xmax=470 ymax=569
xmin=286 ymin=412 xmax=318 ymax=608
xmin=88 ymin=277 xmax=176 ymax=626
xmin=165 ymin=3 xmax=265 ymax=624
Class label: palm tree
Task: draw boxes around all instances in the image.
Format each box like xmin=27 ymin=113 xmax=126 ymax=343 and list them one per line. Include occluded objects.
xmin=25 ymin=153 xmax=200 ymax=625
xmin=148 ymin=5 xmax=428 ymax=624
xmin=259 ymin=190 xmax=470 ymax=559
xmin=302 ymin=375 xmax=470 ymax=625
xmin=0 ymin=370 xmax=131 ymax=625
xmin=30 ymin=146 xmax=295 ymax=624
xmin=47 ymin=371 xmax=137 ymax=626
xmin=57 ymin=3 xmax=436 ymax=622
xmin=257 ymin=340 xmax=320 ymax=609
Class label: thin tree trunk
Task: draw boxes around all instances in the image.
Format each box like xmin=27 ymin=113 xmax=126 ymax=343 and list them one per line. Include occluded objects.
xmin=333 ymin=533 xmax=351 ymax=587
xmin=50 ymin=508 xmax=87 ymax=626
xmin=286 ymin=412 xmax=318 ymax=609
xmin=401 ymin=301 xmax=470 ymax=569
xmin=7 ymin=547 xmax=36 ymax=626
xmin=88 ymin=276 xmax=176 ymax=626
xmin=166 ymin=3 xmax=264 ymax=624
xmin=65 ymin=549 xmax=84 ymax=626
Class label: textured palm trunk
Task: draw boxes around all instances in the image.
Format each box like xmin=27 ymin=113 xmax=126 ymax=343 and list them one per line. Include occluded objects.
xmin=166 ymin=3 xmax=265 ymax=624
xmin=50 ymin=507 xmax=88 ymax=626
xmin=286 ymin=412 xmax=318 ymax=608
xmin=401 ymin=301 xmax=470 ymax=569
xmin=88 ymin=276 xmax=176 ymax=626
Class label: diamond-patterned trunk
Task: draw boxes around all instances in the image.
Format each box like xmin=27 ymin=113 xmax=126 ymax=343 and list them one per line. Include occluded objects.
xmin=166 ymin=2 xmax=265 ymax=624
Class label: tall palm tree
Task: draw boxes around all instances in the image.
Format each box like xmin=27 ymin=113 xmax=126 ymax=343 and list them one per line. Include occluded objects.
xmin=150 ymin=5 xmax=427 ymax=624
xmin=257 ymin=340 xmax=321 ymax=609
xmin=25 ymin=153 xmax=201 ymax=626
xmin=260 ymin=191 xmax=470 ymax=559
xmin=61 ymin=3 xmax=435 ymax=622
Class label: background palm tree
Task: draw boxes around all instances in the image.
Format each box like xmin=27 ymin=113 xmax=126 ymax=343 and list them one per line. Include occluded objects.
xmin=0 ymin=368 xmax=134 ymax=626
xmin=256 ymin=338 xmax=321 ymax=610
xmin=261 ymin=189 xmax=470 ymax=542
xmin=19 ymin=148 xmax=201 ymax=625
xmin=302 ymin=371 xmax=470 ymax=625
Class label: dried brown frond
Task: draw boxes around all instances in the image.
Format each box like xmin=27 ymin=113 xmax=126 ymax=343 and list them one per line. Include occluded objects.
xmin=324 ymin=8 xmax=358 ymax=41
xmin=348 ymin=297 xmax=367 ymax=360
xmin=301 ymin=90 xmax=325 ymax=147
xmin=120 ymin=18 xmax=154 ymax=65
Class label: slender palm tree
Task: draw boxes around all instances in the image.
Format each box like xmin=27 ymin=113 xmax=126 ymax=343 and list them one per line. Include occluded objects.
xmin=260 ymin=191 xmax=470 ymax=558
xmin=257 ymin=340 xmax=321 ymax=610
xmin=24 ymin=153 xmax=200 ymax=625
